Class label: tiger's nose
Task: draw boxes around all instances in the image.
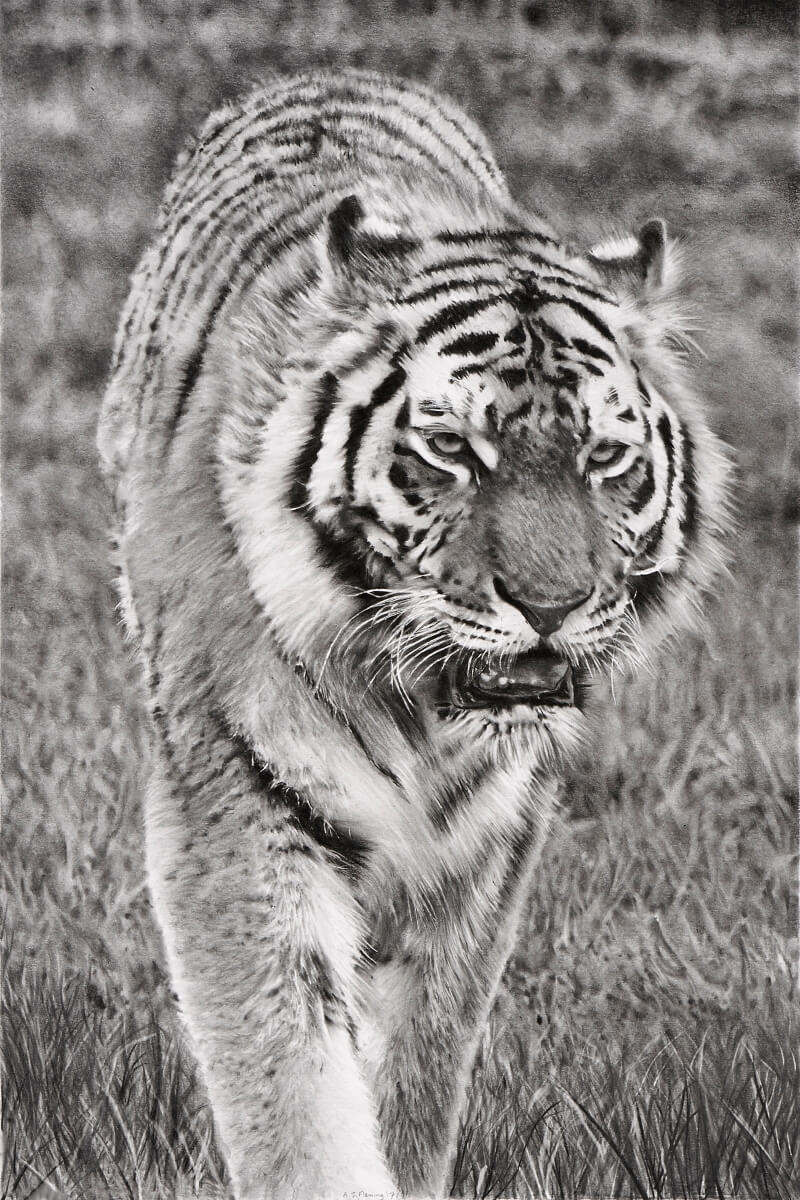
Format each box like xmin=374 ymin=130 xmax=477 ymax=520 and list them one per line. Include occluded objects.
xmin=493 ymin=578 xmax=592 ymax=636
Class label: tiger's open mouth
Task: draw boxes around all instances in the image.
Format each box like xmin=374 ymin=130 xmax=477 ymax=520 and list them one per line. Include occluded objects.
xmin=442 ymin=648 xmax=576 ymax=711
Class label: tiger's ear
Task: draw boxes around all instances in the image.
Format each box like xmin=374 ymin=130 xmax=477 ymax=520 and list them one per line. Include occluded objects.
xmin=585 ymin=219 xmax=690 ymax=353
xmin=586 ymin=219 xmax=669 ymax=296
xmin=321 ymin=194 xmax=420 ymax=295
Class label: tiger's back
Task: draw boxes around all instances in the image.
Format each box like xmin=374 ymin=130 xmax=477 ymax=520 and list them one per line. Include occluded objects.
xmin=100 ymin=68 xmax=729 ymax=1200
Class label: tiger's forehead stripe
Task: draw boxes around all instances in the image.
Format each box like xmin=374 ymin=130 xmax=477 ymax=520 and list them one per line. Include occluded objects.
xmin=440 ymin=330 xmax=499 ymax=357
xmin=406 ymin=293 xmax=620 ymax=403
xmin=414 ymin=296 xmax=503 ymax=346
xmin=532 ymin=273 xmax=611 ymax=304
xmin=400 ymin=274 xmax=508 ymax=306
xmin=414 ymin=254 xmax=506 ymax=279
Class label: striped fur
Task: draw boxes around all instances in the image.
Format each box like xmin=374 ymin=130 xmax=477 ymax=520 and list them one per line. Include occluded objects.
xmin=99 ymin=69 xmax=730 ymax=1199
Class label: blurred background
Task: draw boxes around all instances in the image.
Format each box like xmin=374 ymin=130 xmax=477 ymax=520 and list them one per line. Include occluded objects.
xmin=3 ymin=2 xmax=797 ymax=1197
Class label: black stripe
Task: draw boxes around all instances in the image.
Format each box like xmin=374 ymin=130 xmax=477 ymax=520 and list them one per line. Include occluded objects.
xmin=431 ymin=758 xmax=490 ymax=831
xmin=262 ymin=74 xmax=497 ymax=183
xmin=167 ymin=284 xmax=231 ymax=438
xmin=640 ymin=412 xmax=676 ymax=557
xmin=299 ymin=948 xmax=350 ymax=1030
xmin=539 ymin=294 xmax=615 ymax=343
xmin=371 ymin=365 xmax=408 ymax=407
xmin=158 ymin=169 xmax=280 ymax=312
xmin=344 ymin=366 xmax=407 ymax=494
xmin=151 ymin=184 xmax=327 ymax=400
xmin=679 ymin=425 xmax=698 ymax=544
xmin=339 ymin=323 xmax=400 ymax=375
xmin=504 ymin=396 xmax=535 ymax=424
xmin=234 ymin=736 xmax=371 ymax=879
xmin=288 ymin=373 xmax=339 ymax=512
xmin=633 ymin=366 xmax=652 ymax=406
xmin=328 ymin=75 xmax=500 ymax=177
xmin=158 ymin=111 xmax=252 ymax=250
xmin=344 ymin=406 xmax=374 ymax=497
xmin=532 ymin=318 xmax=569 ymax=348
xmin=314 ymin=528 xmax=374 ymax=592
xmin=416 ymin=254 xmax=505 ymax=279
xmin=450 ymin=362 xmax=489 ymax=381
xmin=416 ymin=296 xmax=499 ymax=345
xmin=160 ymin=166 xmax=277 ymax=276
xmin=293 ymin=660 xmax=407 ymax=793
xmin=172 ymin=82 xmax=475 ymax=222
xmin=536 ymin=274 xmax=610 ymax=303
xmin=400 ymin=275 xmax=505 ymax=305
xmin=394 ymin=397 xmax=410 ymax=428
xmin=571 ymin=337 xmax=614 ymax=365
xmin=555 ymin=366 xmax=580 ymax=391
xmin=163 ymin=73 xmax=504 ymax=277
xmin=631 ymin=569 xmax=667 ymax=614
xmin=440 ymin=330 xmax=499 ymax=357
xmin=241 ymin=94 xmax=479 ymax=180
xmin=498 ymin=367 xmax=529 ymax=389
xmin=162 ymin=199 xmax=332 ymax=446
xmin=387 ymin=74 xmax=501 ymax=177
xmin=436 ymin=227 xmax=558 ymax=248
xmin=630 ymin=460 xmax=656 ymax=514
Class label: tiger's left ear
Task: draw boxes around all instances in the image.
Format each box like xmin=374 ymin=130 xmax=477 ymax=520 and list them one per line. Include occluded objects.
xmin=321 ymin=193 xmax=420 ymax=296
xmin=587 ymin=218 xmax=667 ymax=289
xmin=584 ymin=219 xmax=688 ymax=352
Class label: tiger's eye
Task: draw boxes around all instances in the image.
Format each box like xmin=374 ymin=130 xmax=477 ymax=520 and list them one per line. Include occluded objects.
xmin=587 ymin=441 xmax=628 ymax=471
xmin=428 ymin=432 xmax=468 ymax=457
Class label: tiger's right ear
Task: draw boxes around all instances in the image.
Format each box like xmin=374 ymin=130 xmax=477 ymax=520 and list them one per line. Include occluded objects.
xmin=321 ymin=194 xmax=420 ymax=295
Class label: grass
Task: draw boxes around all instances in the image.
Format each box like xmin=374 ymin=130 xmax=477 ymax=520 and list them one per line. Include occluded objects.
xmin=2 ymin=2 xmax=798 ymax=1197
xmin=452 ymin=1022 xmax=799 ymax=1198
xmin=2 ymin=959 xmax=227 ymax=1200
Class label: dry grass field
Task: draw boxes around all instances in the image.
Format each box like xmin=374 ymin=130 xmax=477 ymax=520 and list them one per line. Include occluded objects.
xmin=2 ymin=2 xmax=798 ymax=1197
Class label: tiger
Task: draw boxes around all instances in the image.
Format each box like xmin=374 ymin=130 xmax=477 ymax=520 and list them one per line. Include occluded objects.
xmin=98 ymin=68 xmax=730 ymax=1200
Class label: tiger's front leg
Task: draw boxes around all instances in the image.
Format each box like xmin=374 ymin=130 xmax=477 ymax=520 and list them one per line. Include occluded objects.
xmin=145 ymin=719 xmax=397 ymax=1200
xmin=365 ymin=815 xmax=551 ymax=1196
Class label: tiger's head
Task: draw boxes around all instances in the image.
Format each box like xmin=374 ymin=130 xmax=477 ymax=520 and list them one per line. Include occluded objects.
xmin=220 ymin=189 xmax=729 ymax=764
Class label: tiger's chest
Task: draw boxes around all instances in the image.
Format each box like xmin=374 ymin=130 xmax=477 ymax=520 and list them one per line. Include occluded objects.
xmin=331 ymin=742 xmax=557 ymax=938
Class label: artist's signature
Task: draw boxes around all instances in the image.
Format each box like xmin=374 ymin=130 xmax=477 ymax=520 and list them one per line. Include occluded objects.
xmin=341 ymin=1193 xmax=402 ymax=1199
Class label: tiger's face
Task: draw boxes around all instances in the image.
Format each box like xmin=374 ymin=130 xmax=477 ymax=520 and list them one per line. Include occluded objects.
xmin=222 ymin=195 xmax=727 ymax=759
xmin=355 ymin=331 xmax=649 ymax=711
xmin=313 ymin=310 xmax=671 ymax=742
